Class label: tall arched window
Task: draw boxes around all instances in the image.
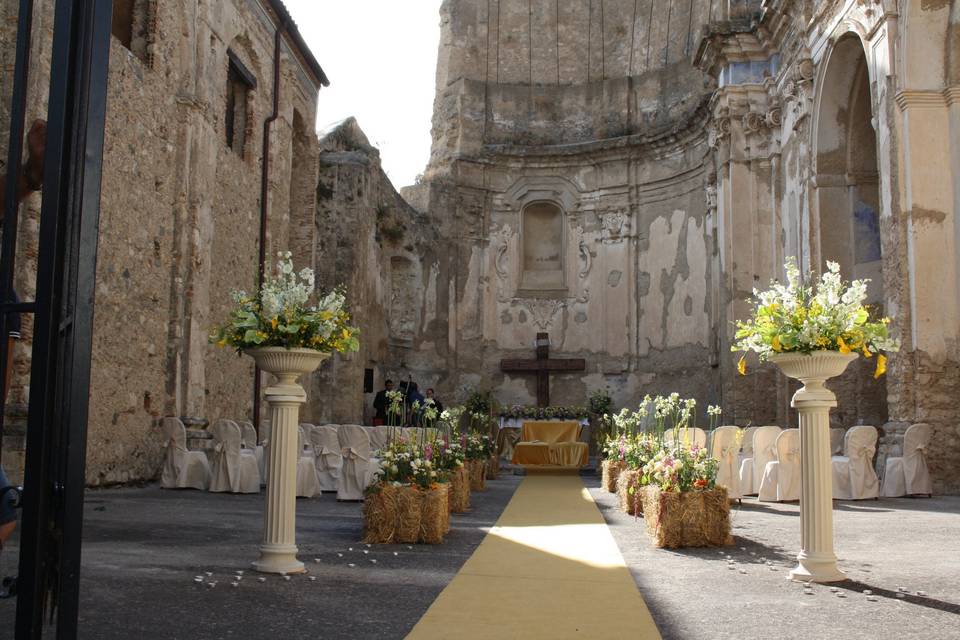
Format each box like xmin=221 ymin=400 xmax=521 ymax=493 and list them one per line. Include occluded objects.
xmin=520 ymin=201 xmax=565 ymax=291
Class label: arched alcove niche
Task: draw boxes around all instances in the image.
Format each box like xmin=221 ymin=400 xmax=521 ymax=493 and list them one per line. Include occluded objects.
xmin=813 ymin=32 xmax=888 ymax=426
xmin=815 ymin=34 xmax=883 ymax=306
xmin=520 ymin=201 xmax=566 ymax=293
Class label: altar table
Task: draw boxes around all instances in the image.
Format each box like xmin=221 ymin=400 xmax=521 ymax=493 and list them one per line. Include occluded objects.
xmin=511 ymin=421 xmax=589 ymax=468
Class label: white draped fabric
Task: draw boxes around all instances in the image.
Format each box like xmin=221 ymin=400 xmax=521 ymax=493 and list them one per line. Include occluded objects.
xmin=829 ymin=428 xmax=845 ymax=456
xmin=758 ymin=429 xmax=800 ymax=502
xmin=881 ymin=423 xmax=933 ymax=497
xmin=238 ymin=420 xmax=264 ymax=484
xmin=738 ymin=426 xmax=760 ymax=494
xmin=296 ymin=426 xmax=321 ymax=498
xmin=311 ymin=425 xmax=343 ymax=492
xmin=742 ymin=426 xmax=780 ymax=495
xmin=832 ymin=425 xmax=879 ymax=500
xmin=209 ymin=419 xmax=260 ymax=494
xmin=160 ymin=417 xmax=210 ymax=490
xmin=663 ymin=427 xmax=707 ymax=450
xmin=363 ymin=426 xmax=391 ymax=453
xmin=711 ymin=426 xmax=741 ymax=499
xmin=338 ymin=425 xmax=375 ymax=501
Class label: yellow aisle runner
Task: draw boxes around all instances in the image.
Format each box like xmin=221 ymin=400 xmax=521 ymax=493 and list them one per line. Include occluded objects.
xmin=406 ymin=474 xmax=661 ymax=639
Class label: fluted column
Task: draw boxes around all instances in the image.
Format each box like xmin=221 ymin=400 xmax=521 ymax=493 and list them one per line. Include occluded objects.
xmin=789 ymin=382 xmax=845 ymax=583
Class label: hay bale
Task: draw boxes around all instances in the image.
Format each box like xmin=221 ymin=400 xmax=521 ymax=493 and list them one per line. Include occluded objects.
xmin=362 ymin=483 xmax=399 ymax=544
xmin=395 ymin=485 xmax=423 ymax=544
xmin=419 ymin=484 xmax=448 ymax=544
xmin=486 ymin=455 xmax=499 ymax=480
xmin=468 ymin=459 xmax=486 ymax=491
xmin=616 ymin=469 xmax=642 ymax=515
xmin=449 ymin=466 xmax=471 ymax=512
xmin=601 ymin=460 xmax=625 ymax=493
xmin=640 ymin=486 xmax=733 ymax=549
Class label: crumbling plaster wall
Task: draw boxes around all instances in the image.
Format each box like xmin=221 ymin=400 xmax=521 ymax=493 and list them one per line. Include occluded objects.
xmin=0 ymin=0 xmax=321 ymax=485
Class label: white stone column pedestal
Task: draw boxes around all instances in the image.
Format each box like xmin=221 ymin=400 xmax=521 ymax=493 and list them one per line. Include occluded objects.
xmin=245 ymin=347 xmax=328 ymax=575
xmin=789 ymin=384 xmax=845 ymax=583
xmin=252 ymin=384 xmax=307 ymax=575
xmin=769 ymin=350 xmax=856 ymax=584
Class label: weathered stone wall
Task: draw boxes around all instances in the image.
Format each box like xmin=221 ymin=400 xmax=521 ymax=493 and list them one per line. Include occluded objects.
xmin=0 ymin=0 xmax=322 ymax=485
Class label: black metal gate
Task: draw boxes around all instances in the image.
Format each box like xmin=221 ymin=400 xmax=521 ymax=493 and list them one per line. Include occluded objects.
xmin=1 ymin=0 xmax=113 ymax=637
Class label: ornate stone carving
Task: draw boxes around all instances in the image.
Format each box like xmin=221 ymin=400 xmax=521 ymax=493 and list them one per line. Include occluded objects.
xmin=765 ymin=107 xmax=782 ymax=128
xmin=494 ymin=224 xmax=513 ymax=281
xmin=521 ymin=298 xmax=566 ymax=331
xmin=742 ymin=111 xmax=765 ymax=133
xmin=575 ymin=226 xmax=592 ymax=279
xmin=599 ymin=208 xmax=629 ymax=243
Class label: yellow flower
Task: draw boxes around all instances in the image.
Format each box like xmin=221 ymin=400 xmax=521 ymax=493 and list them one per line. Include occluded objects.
xmin=772 ymin=336 xmax=783 ymax=352
xmin=874 ymin=354 xmax=887 ymax=378
xmin=341 ymin=328 xmax=350 ymax=339
xmin=837 ymin=337 xmax=851 ymax=354
xmin=737 ymin=355 xmax=747 ymax=376
xmin=216 ymin=339 xmax=227 ymax=347
xmin=862 ymin=345 xmax=873 ymax=359
xmin=271 ymin=316 xmax=279 ymax=330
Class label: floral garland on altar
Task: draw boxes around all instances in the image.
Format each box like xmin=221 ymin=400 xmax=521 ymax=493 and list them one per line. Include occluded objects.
xmin=498 ymin=405 xmax=590 ymax=421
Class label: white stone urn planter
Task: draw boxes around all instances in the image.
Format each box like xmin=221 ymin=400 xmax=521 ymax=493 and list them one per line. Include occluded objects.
xmin=768 ymin=350 xmax=857 ymax=583
xmin=245 ymin=347 xmax=329 ymax=575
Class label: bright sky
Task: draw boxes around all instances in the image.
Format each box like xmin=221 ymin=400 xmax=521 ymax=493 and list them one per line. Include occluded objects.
xmin=285 ymin=0 xmax=443 ymax=188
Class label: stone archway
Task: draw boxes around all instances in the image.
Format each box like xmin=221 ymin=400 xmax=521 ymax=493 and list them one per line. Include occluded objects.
xmin=813 ymin=33 xmax=888 ymax=427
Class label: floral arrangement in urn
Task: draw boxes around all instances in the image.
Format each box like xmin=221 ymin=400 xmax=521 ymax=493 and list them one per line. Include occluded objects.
xmin=210 ymin=252 xmax=360 ymax=354
xmin=732 ymin=258 xmax=898 ymax=377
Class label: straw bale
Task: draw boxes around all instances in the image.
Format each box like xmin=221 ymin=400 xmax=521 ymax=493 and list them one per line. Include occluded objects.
xmin=640 ymin=486 xmax=733 ymax=548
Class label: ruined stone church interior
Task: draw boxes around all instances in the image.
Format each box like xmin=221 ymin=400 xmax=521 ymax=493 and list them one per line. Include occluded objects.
xmin=0 ymin=0 xmax=958 ymax=638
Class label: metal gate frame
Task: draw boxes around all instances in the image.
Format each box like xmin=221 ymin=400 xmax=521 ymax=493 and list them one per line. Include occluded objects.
xmin=1 ymin=0 xmax=113 ymax=637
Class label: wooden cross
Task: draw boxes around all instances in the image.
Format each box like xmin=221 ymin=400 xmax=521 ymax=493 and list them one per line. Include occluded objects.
xmin=500 ymin=333 xmax=586 ymax=407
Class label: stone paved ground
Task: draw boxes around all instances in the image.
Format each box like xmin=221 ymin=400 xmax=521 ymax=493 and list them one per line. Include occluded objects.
xmin=0 ymin=474 xmax=521 ymax=640
xmin=2 ymin=473 xmax=959 ymax=639
xmin=590 ymin=478 xmax=960 ymax=640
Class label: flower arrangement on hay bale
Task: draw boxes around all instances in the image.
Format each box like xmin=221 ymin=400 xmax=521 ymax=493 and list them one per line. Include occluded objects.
xmin=639 ymin=444 xmax=731 ymax=549
xmin=464 ymin=432 xmax=493 ymax=491
xmin=363 ymin=437 xmax=450 ymax=545
xmin=434 ymin=427 xmax=470 ymax=513
xmin=733 ymin=257 xmax=899 ymax=376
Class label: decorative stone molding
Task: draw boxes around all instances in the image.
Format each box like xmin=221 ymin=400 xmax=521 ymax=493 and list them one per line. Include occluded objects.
xmin=765 ymin=106 xmax=782 ymax=128
xmin=895 ymin=90 xmax=951 ymax=112
xmin=575 ymin=226 xmax=592 ymax=279
xmin=598 ymin=208 xmax=629 ymax=243
xmin=494 ymin=224 xmax=513 ymax=281
xmin=521 ymin=298 xmax=566 ymax=331
xmin=503 ymin=176 xmax=581 ymax=213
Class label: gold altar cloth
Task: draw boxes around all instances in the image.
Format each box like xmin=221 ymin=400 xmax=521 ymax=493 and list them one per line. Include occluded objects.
xmin=512 ymin=421 xmax=588 ymax=467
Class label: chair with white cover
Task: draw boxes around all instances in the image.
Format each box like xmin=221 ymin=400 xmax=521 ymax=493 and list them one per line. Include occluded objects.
xmin=295 ymin=426 xmax=321 ymax=498
xmin=260 ymin=421 xmax=272 ymax=481
xmin=209 ymin=419 xmax=260 ymax=493
xmin=881 ymin=423 xmax=933 ymax=498
xmin=832 ymin=425 xmax=879 ymax=500
xmin=338 ymin=424 xmax=375 ymax=501
xmin=160 ymin=417 xmax=210 ymax=490
xmin=363 ymin=426 xmax=390 ymax=454
xmin=738 ymin=426 xmax=760 ymax=494
xmin=710 ymin=426 xmax=741 ymax=500
xmin=757 ymin=429 xmax=800 ymax=502
xmin=747 ymin=426 xmax=781 ymax=495
xmin=663 ymin=427 xmax=707 ymax=450
xmin=238 ymin=421 xmax=264 ymax=483
xmin=829 ymin=428 xmax=844 ymax=456
xmin=311 ymin=425 xmax=342 ymax=492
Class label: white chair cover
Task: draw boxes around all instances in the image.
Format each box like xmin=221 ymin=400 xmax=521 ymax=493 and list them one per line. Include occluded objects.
xmin=363 ymin=426 xmax=390 ymax=453
xmin=881 ymin=423 xmax=933 ymax=497
xmin=209 ymin=419 xmax=260 ymax=493
xmin=401 ymin=427 xmax=420 ymax=446
xmin=296 ymin=426 xmax=321 ymax=498
xmin=311 ymin=425 xmax=343 ymax=492
xmin=832 ymin=425 xmax=879 ymax=500
xmin=160 ymin=417 xmax=210 ymax=490
xmin=738 ymin=426 xmax=759 ymax=493
xmin=238 ymin=420 xmax=264 ymax=484
xmin=830 ymin=428 xmax=845 ymax=456
xmin=743 ymin=426 xmax=780 ymax=495
xmin=663 ymin=427 xmax=707 ymax=450
xmin=338 ymin=424 xmax=375 ymax=500
xmin=710 ymin=426 xmax=741 ymax=499
xmin=758 ymin=429 xmax=800 ymax=502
